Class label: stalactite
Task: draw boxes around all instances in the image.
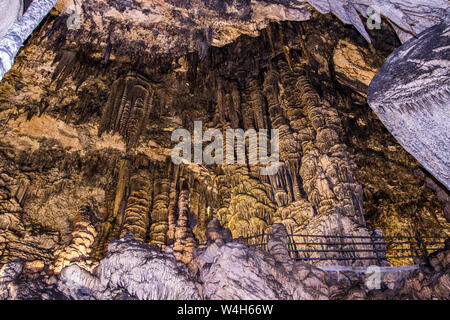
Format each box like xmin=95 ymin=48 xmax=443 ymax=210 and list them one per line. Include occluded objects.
xmin=296 ymin=23 xmax=311 ymax=66
xmin=99 ymin=73 xmax=153 ymax=148
xmin=229 ymin=82 xmax=242 ymax=128
xmin=246 ymin=77 xmax=268 ymax=130
xmin=278 ymin=24 xmax=294 ymax=72
xmin=266 ymin=24 xmax=276 ymax=56
xmin=263 ymin=69 xmax=298 ymax=159
xmin=267 ymin=164 xmax=292 ymax=207
xmin=215 ymin=77 xmax=226 ymax=124
xmin=94 ymin=158 xmax=130 ymax=259
xmin=263 ymin=68 xmax=302 ymax=203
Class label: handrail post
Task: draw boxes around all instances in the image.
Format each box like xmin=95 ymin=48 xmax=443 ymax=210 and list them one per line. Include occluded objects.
xmin=261 ymin=231 xmax=265 ymax=251
xmin=372 ymin=235 xmax=382 ymax=266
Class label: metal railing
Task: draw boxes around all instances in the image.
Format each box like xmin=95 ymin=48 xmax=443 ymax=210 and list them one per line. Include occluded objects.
xmin=1 ymin=234 xmax=447 ymax=267
xmin=242 ymin=233 xmax=448 ymax=265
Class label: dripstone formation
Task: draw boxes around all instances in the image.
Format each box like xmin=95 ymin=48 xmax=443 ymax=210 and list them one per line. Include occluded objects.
xmin=1 ymin=223 xmax=449 ymax=300
xmin=0 ymin=1 xmax=449 ymax=300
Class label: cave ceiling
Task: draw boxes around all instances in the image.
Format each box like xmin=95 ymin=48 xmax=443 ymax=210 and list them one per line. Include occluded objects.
xmin=53 ymin=0 xmax=449 ymax=58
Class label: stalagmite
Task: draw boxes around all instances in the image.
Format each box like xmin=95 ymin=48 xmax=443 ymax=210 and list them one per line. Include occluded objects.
xmin=50 ymin=205 xmax=98 ymax=274
xmin=166 ymin=165 xmax=180 ymax=244
xmin=172 ymin=185 xmax=197 ymax=274
xmin=120 ymin=159 xmax=152 ymax=242
xmin=268 ymin=223 xmax=293 ymax=272
xmin=150 ymin=164 xmax=171 ymax=246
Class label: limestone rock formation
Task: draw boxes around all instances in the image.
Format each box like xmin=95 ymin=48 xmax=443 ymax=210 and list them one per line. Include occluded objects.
xmin=0 ymin=0 xmax=23 ymax=38
xmin=99 ymin=73 xmax=154 ymax=148
xmin=0 ymin=0 xmax=57 ymax=80
xmin=205 ymin=218 xmax=232 ymax=245
xmin=0 ymin=9 xmax=448 ymax=269
xmin=333 ymin=40 xmax=378 ymax=96
xmin=57 ymin=233 xmax=201 ymax=300
xmin=414 ymin=167 xmax=450 ymax=222
xmin=368 ymin=22 xmax=450 ymax=190
xmin=0 ymin=228 xmax=449 ymax=300
xmin=47 ymin=0 xmax=450 ymax=56
xmin=2 ymin=1 xmax=449 ymax=81
xmin=195 ymin=242 xmax=329 ymax=300
xmin=0 ymin=0 xmax=449 ymax=301
xmin=50 ymin=205 xmax=99 ymax=274
xmin=172 ymin=186 xmax=198 ymax=274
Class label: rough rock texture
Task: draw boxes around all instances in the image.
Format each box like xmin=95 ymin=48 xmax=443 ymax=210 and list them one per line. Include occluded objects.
xmin=56 ymin=233 xmax=201 ymax=300
xmin=333 ymin=40 xmax=378 ymax=96
xmin=0 ymin=9 xmax=448 ymax=272
xmin=0 ymin=0 xmax=23 ymax=38
xmin=368 ymin=22 xmax=450 ymax=190
xmin=0 ymin=0 xmax=57 ymax=80
xmin=0 ymin=261 xmax=65 ymax=299
xmin=414 ymin=167 xmax=450 ymax=223
xmin=205 ymin=218 xmax=232 ymax=245
xmin=196 ymin=244 xmax=329 ymax=299
xmin=50 ymin=0 xmax=450 ymax=57
xmin=2 ymin=0 xmax=449 ymax=81
xmin=0 ymin=226 xmax=449 ymax=300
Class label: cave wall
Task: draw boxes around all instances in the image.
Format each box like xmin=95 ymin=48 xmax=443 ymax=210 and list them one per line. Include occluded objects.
xmin=0 ymin=11 xmax=448 ymax=270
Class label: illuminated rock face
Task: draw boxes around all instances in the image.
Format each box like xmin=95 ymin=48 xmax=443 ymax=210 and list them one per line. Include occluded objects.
xmin=0 ymin=230 xmax=449 ymax=300
xmin=56 ymin=234 xmax=201 ymax=300
xmin=368 ymin=22 xmax=450 ymax=190
xmin=0 ymin=2 xmax=449 ymax=300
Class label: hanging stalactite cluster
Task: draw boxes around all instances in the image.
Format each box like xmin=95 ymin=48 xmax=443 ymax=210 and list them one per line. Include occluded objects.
xmin=0 ymin=12 xmax=448 ymax=273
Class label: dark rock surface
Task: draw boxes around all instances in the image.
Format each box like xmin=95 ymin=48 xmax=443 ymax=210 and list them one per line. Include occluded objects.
xmin=57 ymin=0 xmax=449 ymax=58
